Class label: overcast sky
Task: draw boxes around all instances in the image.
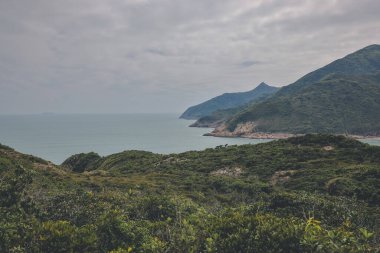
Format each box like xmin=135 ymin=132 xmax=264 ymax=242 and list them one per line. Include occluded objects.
xmin=0 ymin=0 xmax=379 ymax=114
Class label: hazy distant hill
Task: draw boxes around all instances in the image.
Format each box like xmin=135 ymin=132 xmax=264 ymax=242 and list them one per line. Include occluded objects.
xmin=209 ymin=45 xmax=380 ymax=136
xmin=189 ymin=93 xmax=273 ymax=128
xmin=180 ymin=82 xmax=279 ymax=120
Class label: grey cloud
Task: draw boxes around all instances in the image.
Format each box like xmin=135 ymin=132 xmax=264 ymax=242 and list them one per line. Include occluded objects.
xmin=0 ymin=0 xmax=379 ymax=114
xmin=239 ymin=60 xmax=263 ymax=68
xmin=146 ymin=48 xmax=171 ymax=57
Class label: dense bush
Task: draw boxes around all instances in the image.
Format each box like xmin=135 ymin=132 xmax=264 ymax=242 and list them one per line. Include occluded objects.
xmin=61 ymin=152 xmax=101 ymax=173
xmin=0 ymin=135 xmax=378 ymax=252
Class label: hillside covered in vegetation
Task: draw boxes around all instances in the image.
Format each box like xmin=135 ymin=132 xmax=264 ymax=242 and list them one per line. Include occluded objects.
xmin=0 ymin=135 xmax=379 ymax=252
xmin=200 ymin=45 xmax=380 ymax=137
xmin=180 ymin=82 xmax=278 ymax=120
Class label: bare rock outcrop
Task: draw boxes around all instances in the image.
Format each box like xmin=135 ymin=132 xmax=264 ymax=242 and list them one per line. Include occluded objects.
xmin=271 ymin=170 xmax=296 ymax=185
xmin=205 ymin=122 xmax=295 ymax=139
xmin=210 ymin=167 xmax=243 ymax=177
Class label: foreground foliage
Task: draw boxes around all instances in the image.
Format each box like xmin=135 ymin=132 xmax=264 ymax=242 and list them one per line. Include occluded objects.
xmin=0 ymin=135 xmax=379 ymax=252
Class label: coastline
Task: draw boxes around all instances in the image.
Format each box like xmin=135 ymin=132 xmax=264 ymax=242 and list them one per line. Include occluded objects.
xmin=204 ymin=132 xmax=297 ymax=139
xmin=195 ymin=121 xmax=380 ymax=141
xmin=201 ymin=123 xmax=380 ymax=140
xmin=205 ymin=131 xmax=380 ymax=140
xmin=351 ymin=135 xmax=380 ymax=140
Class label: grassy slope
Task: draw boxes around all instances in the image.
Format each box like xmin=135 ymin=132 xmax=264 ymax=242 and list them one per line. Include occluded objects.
xmin=228 ymin=73 xmax=380 ymax=134
xmin=52 ymin=135 xmax=380 ymax=215
xmin=225 ymin=45 xmax=380 ymax=135
xmin=2 ymin=135 xmax=377 ymax=207
xmin=279 ymin=44 xmax=380 ymax=95
xmin=1 ymin=135 xmax=379 ymax=251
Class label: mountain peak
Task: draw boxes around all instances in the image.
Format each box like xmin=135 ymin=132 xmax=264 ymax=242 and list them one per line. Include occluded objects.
xmin=180 ymin=82 xmax=278 ymax=119
xmin=224 ymin=45 xmax=380 ymax=135
xmin=257 ymin=82 xmax=268 ymax=88
xmin=250 ymin=82 xmax=278 ymax=93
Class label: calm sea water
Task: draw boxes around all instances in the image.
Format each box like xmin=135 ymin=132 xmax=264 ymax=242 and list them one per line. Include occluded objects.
xmin=0 ymin=114 xmax=270 ymax=164
xmin=0 ymin=114 xmax=378 ymax=164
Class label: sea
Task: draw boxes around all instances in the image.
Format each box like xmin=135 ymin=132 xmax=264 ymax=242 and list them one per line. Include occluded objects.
xmin=0 ymin=114 xmax=378 ymax=164
xmin=0 ymin=113 xmax=270 ymax=164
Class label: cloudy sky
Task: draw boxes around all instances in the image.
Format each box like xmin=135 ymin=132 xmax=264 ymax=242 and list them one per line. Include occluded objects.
xmin=0 ymin=0 xmax=379 ymax=114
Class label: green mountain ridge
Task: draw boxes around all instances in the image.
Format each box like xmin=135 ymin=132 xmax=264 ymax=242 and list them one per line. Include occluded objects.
xmin=208 ymin=44 xmax=380 ymax=136
xmin=180 ymin=82 xmax=279 ymax=120
xmin=227 ymin=72 xmax=380 ymax=134
xmin=189 ymin=92 xmax=274 ymax=128
xmin=278 ymin=44 xmax=380 ymax=96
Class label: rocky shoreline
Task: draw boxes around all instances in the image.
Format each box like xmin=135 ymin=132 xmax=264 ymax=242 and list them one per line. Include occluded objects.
xmin=204 ymin=131 xmax=297 ymax=139
xmin=202 ymin=122 xmax=297 ymax=139
xmin=201 ymin=121 xmax=380 ymax=140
